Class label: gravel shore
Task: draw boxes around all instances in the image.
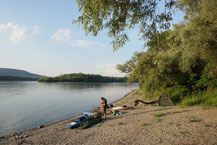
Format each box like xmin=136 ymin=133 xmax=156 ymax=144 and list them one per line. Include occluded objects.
xmin=1 ymin=90 xmax=217 ymax=145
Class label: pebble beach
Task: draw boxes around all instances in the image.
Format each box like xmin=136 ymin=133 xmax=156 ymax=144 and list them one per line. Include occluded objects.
xmin=1 ymin=90 xmax=217 ymax=145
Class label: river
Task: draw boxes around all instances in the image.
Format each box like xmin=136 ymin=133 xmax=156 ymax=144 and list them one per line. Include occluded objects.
xmin=0 ymin=81 xmax=137 ymax=137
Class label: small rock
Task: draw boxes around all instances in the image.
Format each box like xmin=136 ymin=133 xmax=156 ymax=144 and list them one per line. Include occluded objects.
xmin=15 ymin=135 xmax=19 ymax=139
xmin=23 ymin=134 xmax=28 ymax=138
xmin=12 ymin=133 xmax=17 ymax=136
xmin=37 ymin=125 xmax=44 ymax=129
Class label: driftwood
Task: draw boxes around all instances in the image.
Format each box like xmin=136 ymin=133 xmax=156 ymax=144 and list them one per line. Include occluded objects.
xmin=134 ymin=93 xmax=173 ymax=107
xmin=134 ymin=99 xmax=158 ymax=106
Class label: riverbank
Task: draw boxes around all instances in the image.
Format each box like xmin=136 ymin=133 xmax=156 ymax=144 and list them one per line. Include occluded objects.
xmin=1 ymin=90 xmax=217 ymax=145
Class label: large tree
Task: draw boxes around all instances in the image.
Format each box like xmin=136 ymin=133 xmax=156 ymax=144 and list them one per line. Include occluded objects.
xmin=117 ymin=0 xmax=217 ymax=98
xmin=74 ymin=0 xmax=175 ymax=50
xmin=74 ymin=0 xmax=217 ymax=104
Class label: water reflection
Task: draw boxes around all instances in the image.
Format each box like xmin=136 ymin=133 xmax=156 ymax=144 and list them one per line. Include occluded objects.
xmin=41 ymin=82 xmax=131 ymax=90
xmin=0 ymin=81 xmax=137 ymax=137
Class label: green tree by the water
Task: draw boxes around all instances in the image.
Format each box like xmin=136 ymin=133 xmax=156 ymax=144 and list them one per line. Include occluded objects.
xmin=38 ymin=73 xmax=128 ymax=82
xmin=74 ymin=0 xmax=175 ymax=50
xmin=74 ymin=0 xmax=217 ymax=106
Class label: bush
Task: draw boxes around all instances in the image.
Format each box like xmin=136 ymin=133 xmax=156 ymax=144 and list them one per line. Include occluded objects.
xmin=181 ymin=89 xmax=217 ymax=107
xmin=161 ymin=86 xmax=190 ymax=103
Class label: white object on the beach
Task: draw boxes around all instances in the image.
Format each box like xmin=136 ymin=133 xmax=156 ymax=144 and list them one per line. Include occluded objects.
xmin=69 ymin=122 xmax=77 ymax=126
xmin=112 ymin=106 xmax=125 ymax=110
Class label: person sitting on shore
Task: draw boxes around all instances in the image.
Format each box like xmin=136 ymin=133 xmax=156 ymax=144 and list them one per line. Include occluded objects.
xmin=100 ymin=97 xmax=108 ymax=119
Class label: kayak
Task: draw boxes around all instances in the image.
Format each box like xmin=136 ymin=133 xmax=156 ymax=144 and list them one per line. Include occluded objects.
xmin=83 ymin=112 xmax=96 ymax=116
xmin=68 ymin=115 xmax=90 ymax=129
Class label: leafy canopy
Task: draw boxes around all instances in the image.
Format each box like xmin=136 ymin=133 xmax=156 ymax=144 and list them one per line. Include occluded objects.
xmin=74 ymin=0 xmax=175 ymax=50
xmin=73 ymin=0 xmax=217 ymax=106
xmin=117 ymin=0 xmax=217 ymax=100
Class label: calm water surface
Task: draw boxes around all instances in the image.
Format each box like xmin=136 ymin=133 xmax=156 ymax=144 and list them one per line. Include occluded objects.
xmin=0 ymin=81 xmax=137 ymax=137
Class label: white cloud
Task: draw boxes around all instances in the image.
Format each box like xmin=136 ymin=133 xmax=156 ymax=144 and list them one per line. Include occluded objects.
xmin=51 ymin=29 xmax=107 ymax=48
xmin=0 ymin=23 xmax=40 ymax=44
xmin=50 ymin=29 xmax=71 ymax=43
xmin=94 ymin=64 xmax=125 ymax=77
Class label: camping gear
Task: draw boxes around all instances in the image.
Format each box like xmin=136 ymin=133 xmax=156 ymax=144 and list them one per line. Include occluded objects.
xmin=68 ymin=115 xmax=90 ymax=129
xmin=134 ymin=99 xmax=158 ymax=106
xmin=158 ymin=93 xmax=174 ymax=106
xmin=134 ymin=93 xmax=174 ymax=107
xmin=83 ymin=112 xmax=96 ymax=116
xmin=94 ymin=121 xmax=104 ymax=127
xmin=112 ymin=106 xmax=125 ymax=110
xmin=110 ymin=110 xmax=122 ymax=116
xmin=79 ymin=112 xmax=102 ymax=129
xmin=111 ymin=105 xmax=134 ymax=110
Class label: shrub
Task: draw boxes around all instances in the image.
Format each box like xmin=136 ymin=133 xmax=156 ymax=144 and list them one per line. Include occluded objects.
xmin=181 ymin=89 xmax=217 ymax=107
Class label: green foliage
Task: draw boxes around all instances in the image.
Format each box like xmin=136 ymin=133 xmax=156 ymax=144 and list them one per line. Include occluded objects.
xmin=74 ymin=0 xmax=217 ymax=106
xmin=156 ymin=119 xmax=163 ymax=122
xmin=161 ymin=86 xmax=190 ymax=103
xmin=181 ymin=89 xmax=217 ymax=107
xmin=176 ymin=123 xmax=181 ymax=127
xmin=38 ymin=73 xmax=127 ymax=82
xmin=179 ymin=131 xmax=189 ymax=135
xmin=107 ymin=124 xmax=113 ymax=127
xmin=116 ymin=0 xmax=217 ymax=105
xmin=141 ymin=123 xmax=151 ymax=127
xmin=189 ymin=119 xmax=201 ymax=123
xmin=117 ymin=121 xmax=123 ymax=125
xmin=74 ymin=0 xmax=175 ymax=50
xmin=0 ymin=76 xmax=37 ymax=81
xmin=152 ymin=112 xmax=166 ymax=117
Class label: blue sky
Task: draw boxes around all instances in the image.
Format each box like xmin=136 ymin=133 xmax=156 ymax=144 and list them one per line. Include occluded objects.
xmin=0 ymin=0 xmax=184 ymax=77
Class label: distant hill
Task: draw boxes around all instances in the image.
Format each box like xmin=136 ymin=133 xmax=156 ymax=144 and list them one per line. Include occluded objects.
xmin=0 ymin=68 xmax=45 ymax=80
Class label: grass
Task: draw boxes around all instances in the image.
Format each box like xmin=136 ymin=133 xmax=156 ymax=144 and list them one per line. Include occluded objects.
xmin=172 ymin=110 xmax=182 ymax=114
xmin=171 ymin=132 xmax=177 ymax=137
xmin=152 ymin=112 xmax=167 ymax=117
xmin=189 ymin=119 xmax=201 ymax=123
xmin=117 ymin=121 xmax=123 ymax=125
xmin=204 ymin=124 xmax=212 ymax=127
xmin=168 ymin=122 xmax=173 ymax=125
xmin=156 ymin=119 xmax=163 ymax=122
xmin=176 ymin=123 xmax=181 ymax=127
xmin=141 ymin=123 xmax=151 ymax=127
xmin=202 ymin=106 xmax=211 ymax=110
xmin=181 ymin=89 xmax=217 ymax=107
xmin=181 ymin=110 xmax=188 ymax=112
xmin=135 ymin=90 xmax=143 ymax=96
xmin=179 ymin=131 xmax=189 ymax=135
xmin=107 ymin=124 xmax=113 ymax=127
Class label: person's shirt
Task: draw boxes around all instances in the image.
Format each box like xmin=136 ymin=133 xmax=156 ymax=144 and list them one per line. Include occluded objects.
xmin=102 ymin=98 xmax=107 ymax=108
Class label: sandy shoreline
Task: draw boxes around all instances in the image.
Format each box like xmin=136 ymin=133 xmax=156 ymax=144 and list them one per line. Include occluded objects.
xmin=1 ymin=89 xmax=217 ymax=145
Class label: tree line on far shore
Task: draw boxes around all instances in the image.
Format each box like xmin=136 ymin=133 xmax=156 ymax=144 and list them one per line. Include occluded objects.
xmin=38 ymin=73 xmax=128 ymax=82
xmin=0 ymin=76 xmax=38 ymax=81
